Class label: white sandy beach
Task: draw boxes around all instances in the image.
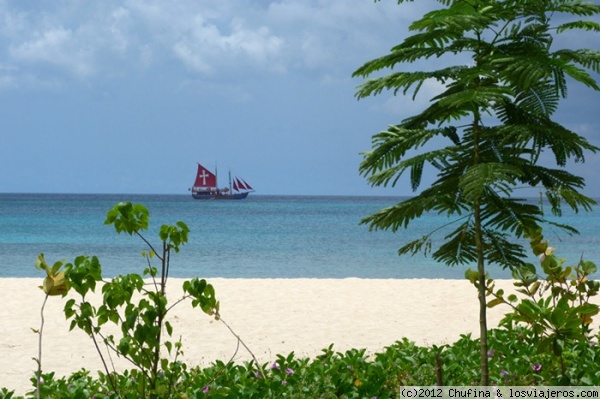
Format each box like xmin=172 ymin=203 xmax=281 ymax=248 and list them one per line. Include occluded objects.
xmin=0 ymin=278 xmax=545 ymax=394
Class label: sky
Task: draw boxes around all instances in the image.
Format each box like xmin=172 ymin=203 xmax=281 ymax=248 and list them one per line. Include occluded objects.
xmin=1 ymin=0 xmax=599 ymax=197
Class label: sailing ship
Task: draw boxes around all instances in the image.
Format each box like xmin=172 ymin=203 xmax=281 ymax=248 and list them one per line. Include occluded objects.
xmin=190 ymin=163 xmax=254 ymax=200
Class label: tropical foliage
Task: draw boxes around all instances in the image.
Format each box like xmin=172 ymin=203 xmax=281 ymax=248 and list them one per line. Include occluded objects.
xmin=4 ymin=330 xmax=600 ymax=398
xmin=478 ymin=226 xmax=600 ymax=382
xmin=353 ymin=0 xmax=600 ymax=384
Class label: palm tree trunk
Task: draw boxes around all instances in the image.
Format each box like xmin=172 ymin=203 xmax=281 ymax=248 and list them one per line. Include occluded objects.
xmin=474 ymin=198 xmax=489 ymax=385
xmin=472 ymin=114 xmax=489 ymax=386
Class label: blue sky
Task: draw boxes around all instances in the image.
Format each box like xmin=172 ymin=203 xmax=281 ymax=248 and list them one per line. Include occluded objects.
xmin=1 ymin=0 xmax=599 ymax=196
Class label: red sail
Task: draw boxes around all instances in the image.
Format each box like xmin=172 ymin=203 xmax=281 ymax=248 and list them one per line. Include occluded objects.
xmin=233 ymin=178 xmax=239 ymax=192
xmin=240 ymin=178 xmax=253 ymax=191
xmin=234 ymin=177 xmax=248 ymax=190
xmin=193 ymin=163 xmax=217 ymax=188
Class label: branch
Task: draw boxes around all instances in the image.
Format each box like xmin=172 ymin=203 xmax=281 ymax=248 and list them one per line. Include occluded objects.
xmin=217 ymin=312 xmax=266 ymax=379
xmin=135 ymin=231 xmax=163 ymax=262
xmin=89 ymin=327 xmax=123 ymax=399
xmin=35 ymin=294 xmax=49 ymax=399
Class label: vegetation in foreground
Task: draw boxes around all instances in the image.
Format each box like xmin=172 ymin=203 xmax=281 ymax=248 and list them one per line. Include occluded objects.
xmin=2 ymin=327 xmax=600 ymax=399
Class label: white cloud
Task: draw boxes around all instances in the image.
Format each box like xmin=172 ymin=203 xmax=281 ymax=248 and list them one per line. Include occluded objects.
xmin=9 ymin=26 xmax=95 ymax=78
xmin=225 ymin=20 xmax=283 ymax=65
xmin=108 ymin=7 xmax=132 ymax=53
xmin=263 ymin=0 xmax=419 ymax=72
xmin=118 ymin=1 xmax=286 ymax=74
xmin=0 ymin=0 xmax=408 ymax=85
xmin=170 ymin=13 xmax=284 ymax=75
xmin=174 ymin=41 xmax=212 ymax=74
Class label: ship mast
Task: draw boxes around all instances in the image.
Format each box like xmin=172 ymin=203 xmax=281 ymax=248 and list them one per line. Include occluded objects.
xmin=214 ymin=163 xmax=219 ymax=192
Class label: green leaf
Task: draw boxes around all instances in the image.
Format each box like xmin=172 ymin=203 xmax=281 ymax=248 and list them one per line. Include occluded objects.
xmin=105 ymin=202 xmax=149 ymax=235
xmin=165 ymin=321 xmax=173 ymax=336
xmin=532 ymin=241 xmax=548 ymax=256
xmin=487 ymin=298 xmax=504 ymax=308
xmin=465 ymin=269 xmax=479 ymax=284
xmin=117 ymin=337 xmax=131 ymax=356
xmin=580 ymin=260 xmax=597 ymax=275
xmin=577 ymin=303 xmax=599 ymax=316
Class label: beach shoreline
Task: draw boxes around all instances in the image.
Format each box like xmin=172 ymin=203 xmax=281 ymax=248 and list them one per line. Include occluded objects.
xmin=0 ymin=278 xmax=544 ymax=394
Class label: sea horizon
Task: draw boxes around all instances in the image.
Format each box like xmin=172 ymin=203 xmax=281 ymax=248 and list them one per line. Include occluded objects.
xmin=1 ymin=193 xmax=598 ymax=280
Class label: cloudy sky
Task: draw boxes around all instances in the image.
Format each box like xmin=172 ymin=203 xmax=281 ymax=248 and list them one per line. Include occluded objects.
xmin=1 ymin=0 xmax=599 ymax=196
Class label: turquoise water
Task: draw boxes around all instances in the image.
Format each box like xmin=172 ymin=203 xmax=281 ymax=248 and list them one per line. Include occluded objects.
xmin=0 ymin=193 xmax=598 ymax=279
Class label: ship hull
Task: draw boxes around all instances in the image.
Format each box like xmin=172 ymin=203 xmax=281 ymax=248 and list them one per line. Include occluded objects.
xmin=192 ymin=192 xmax=249 ymax=200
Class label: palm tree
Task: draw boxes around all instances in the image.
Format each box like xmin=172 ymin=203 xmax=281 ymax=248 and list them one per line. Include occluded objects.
xmin=353 ymin=0 xmax=600 ymax=385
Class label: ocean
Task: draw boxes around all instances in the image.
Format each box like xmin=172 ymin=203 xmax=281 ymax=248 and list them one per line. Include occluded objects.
xmin=0 ymin=193 xmax=598 ymax=279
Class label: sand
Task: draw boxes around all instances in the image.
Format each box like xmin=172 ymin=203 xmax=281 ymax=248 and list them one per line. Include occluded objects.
xmin=0 ymin=278 xmax=536 ymax=394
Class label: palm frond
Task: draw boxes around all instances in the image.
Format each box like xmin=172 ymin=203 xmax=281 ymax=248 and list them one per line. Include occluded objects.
xmin=556 ymin=20 xmax=600 ymax=34
xmin=541 ymin=219 xmax=580 ymax=236
xmin=481 ymin=193 xmax=542 ymax=236
xmin=360 ymin=194 xmax=449 ymax=232
xmin=560 ymin=62 xmax=600 ymax=90
xmin=459 ymin=162 xmax=523 ymax=201
xmin=360 ymin=126 xmax=430 ymax=166
xmin=360 ymin=124 xmax=464 ymax=189
xmin=494 ymin=102 xmax=599 ymax=165
xmin=482 ymin=229 xmax=528 ymax=269
xmin=402 ymin=147 xmax=459 ymax=190
xmin=354 ymin=66 xmax=467 ymax=100
xmin=518 ymin=164 xmax=587 ymax=190
xmin=544 ymin=187 xmax=597 ymax=214
xmin=552 ymin=1 xmax=600 ymax=17
xmin=400 ymin=29 xmax=464 ymax=50
xmin=410 ymin=5 xmax=493 ymax=34
xmin=433 ymin=222 xmax=477 ymax=266
xmin=398 ymin=235 xmax=434 ymax=257
xmin=352 ymin=45 xmax=448 ymax=81
xmin=554 ymin=49 xmax=600 ymax=74
xmin=513 ymin=83 xmax=560 ymax=116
